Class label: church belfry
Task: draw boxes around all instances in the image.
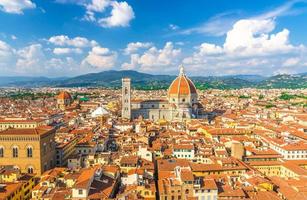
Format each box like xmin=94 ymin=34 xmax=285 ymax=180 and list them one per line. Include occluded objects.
xmin=122 ymin=77 xmax=131 ymax=120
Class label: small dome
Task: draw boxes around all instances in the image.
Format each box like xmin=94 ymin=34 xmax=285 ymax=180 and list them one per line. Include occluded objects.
xmin=57 ymin=91 xmax=72 ymax=100
xmin=168 ymin=66 xmax=197 ymax=96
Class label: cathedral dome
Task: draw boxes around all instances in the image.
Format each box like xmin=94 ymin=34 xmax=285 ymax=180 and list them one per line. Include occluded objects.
xmin=57 ymin=91 xmax=72 ymax=100
xmin=168 ymin=66 xmax=197 ymax=97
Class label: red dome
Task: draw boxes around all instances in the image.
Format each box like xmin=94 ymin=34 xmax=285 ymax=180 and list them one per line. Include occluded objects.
xmin=168 ymin=66 xmax=197 ymax=96
xmin=57 ymin=91 xmax=72 ymax=100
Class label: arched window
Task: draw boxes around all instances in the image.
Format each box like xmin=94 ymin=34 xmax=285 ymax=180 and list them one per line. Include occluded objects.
xmin=0 ymin=147 xmax=3 ymax=157
xmin=27 ymin=146 xmax=33 ymax=157
xmin=28 ymin=166 xmax=33 ymax=174
xmin=12 ymin=146 xmax=18 ymax=158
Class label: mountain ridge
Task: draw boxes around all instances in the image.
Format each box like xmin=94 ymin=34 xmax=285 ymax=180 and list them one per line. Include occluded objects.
xmin=0 ymin=70 xmax=306 ymax=89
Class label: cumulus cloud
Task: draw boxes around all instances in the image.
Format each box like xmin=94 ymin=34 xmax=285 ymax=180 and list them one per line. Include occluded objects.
xmin=121 ymin=54 xmax=139 ymax=70
xmin=124 ymin=42 xmax=153 ymax=55
xmin=82 ymin=45 xmax=117 ymax=70
xmin=122 ymin=42 xmax=181 ymax=72
xmin=16 ymin=44 xmax=45 ymax=73
xmin=0 ymin=40 xmax=13 ymax=57
xmin=223 ymin=19 xmax=294 ymax=56
xmin=78 ymin=0 xmax=135 ymax=28
xmin=48 ymin=35 xmax=98 ymax=48
xmin=98 ymin=1 xmax=134 ymax=27
xmin=53 ymin=47 xmax=83 ymax=55
xmin=0 ymin=0 xmax=36 ymax=14
xmin=183 ymin=17 xmax=306 ymax=75
xmin=83 ymin=0 xmax=110 ymax=21
xmin=86 ymin=0 xmax=110 ymax=12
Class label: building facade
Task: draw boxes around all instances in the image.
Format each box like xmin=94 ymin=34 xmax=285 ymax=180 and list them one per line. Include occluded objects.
xmin=0 ymin=128 xmax=56 ymax=175
xmin=0 ymin=118 xmax=45 ymax=131
xmin=121 ymin=66 xmax=203 ymax=121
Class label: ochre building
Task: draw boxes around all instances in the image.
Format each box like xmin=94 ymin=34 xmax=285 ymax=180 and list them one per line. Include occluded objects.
xmin=0 ymin=127 xmax=56 ymax=175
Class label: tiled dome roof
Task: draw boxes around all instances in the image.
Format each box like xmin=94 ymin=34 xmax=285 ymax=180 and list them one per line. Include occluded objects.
xmin=57 ymin=91 xmax=72 ymax=100
xmin=168 ymin=66 xmax=197 ymax=96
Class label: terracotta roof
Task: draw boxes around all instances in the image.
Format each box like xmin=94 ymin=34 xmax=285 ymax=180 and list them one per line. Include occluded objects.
xmin=168 ymin=69 xmax=197 ymax=96
xmin=0 ymin=127 xmax=54 ymax=136
xmin=57 ymin=91 xmax=72 ymax=100
xmin=180 ymin=169 xmax=194 ymax=181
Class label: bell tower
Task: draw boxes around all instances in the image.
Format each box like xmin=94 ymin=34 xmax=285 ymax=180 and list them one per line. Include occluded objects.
xmin=122 ymin=78 xmax=131 ymax=120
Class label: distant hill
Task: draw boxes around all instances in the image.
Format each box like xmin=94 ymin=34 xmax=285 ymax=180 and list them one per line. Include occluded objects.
xmin=0 ymin=76 xmax=68 ymax=87
xmin=257 ymin=74 xmax=307 ymax=89
xmin=0 ymin=70 xmax=306 ymax=89
xmin=57 ymin=70 xmax=174 ymax=88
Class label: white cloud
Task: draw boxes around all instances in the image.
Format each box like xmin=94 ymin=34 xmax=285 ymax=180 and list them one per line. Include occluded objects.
xmin=124 ymin=42 xmax=153 ymax=55
xmin=16 ymin=44 xmax=45 ymax=73
xmin=282 ymin=57 xmax=300 ymax=67
xmin=169 ymin=24 xmax=179 ymax=30
xmin=122 ymin=42 xmax=181 ymax=72
xmin=121 ymin=54 xmax=139 ymax=70
xmin=82 ymin=45 xmax=117 ymax=70
xmin=83 ymin=0 xmax=110 ymax=21
xmin=0 ymin=40 xmax=15 ymax=72
xmin=11 ymin=35 xmax=17 ymax=40
xmin=0 ymin=0 xmax=35 ymax=14
xmin=53 ymin=47 xmax=83 ymax=55
xmin=86 ymin=0 xmax=110 ymax=12
xmin=0 ymin=40 xmax=12 ymax=57
xmin=223 ymin=19 xmax=294 ymax=56
xmin=98 ymin=1 xmax=134 ymax=27
xmin=79 ymin=0 xmax=135 ymax=28
xmin=183 ymin=17 xmax=306 ymax=75
xmin=178 ymin=1 xmax=305 ymax=37
xmin=179 ymin=11 xmax=238 ymax=36
xmin=48 ymin=35 xmax=98 ymax=48
xmin=197 ymin=43 xmax=223 ymax=55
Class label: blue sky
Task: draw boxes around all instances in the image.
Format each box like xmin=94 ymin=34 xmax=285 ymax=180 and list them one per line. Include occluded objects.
xmin=0 ymin=0 xmax=307 ymax=77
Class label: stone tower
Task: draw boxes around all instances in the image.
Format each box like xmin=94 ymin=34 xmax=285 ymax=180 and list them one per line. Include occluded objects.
xmin=122 ymin=77 xmax=131 ymax=120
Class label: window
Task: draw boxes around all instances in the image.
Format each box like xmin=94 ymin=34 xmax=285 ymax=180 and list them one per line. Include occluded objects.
xmin=0 ymin=147 xmax=3 ymax=157
xmin=78 ymin=189 xmax=83 ymax=195
xmin=12 ymin=147 xmax=18 ymax=158
xmin=182 ymin=98 xmax=185 ymax=102
xmin=28 ymin=166 xmax=33 ymax=174
xmin=27 ymin=147 xmax=33 ymax=157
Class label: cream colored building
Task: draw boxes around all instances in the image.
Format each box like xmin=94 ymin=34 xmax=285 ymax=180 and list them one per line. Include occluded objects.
xmin=0 ymin=118 xmax=45 ymax=130
xmin=122 ymin=66 xmax=203 ymax=121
